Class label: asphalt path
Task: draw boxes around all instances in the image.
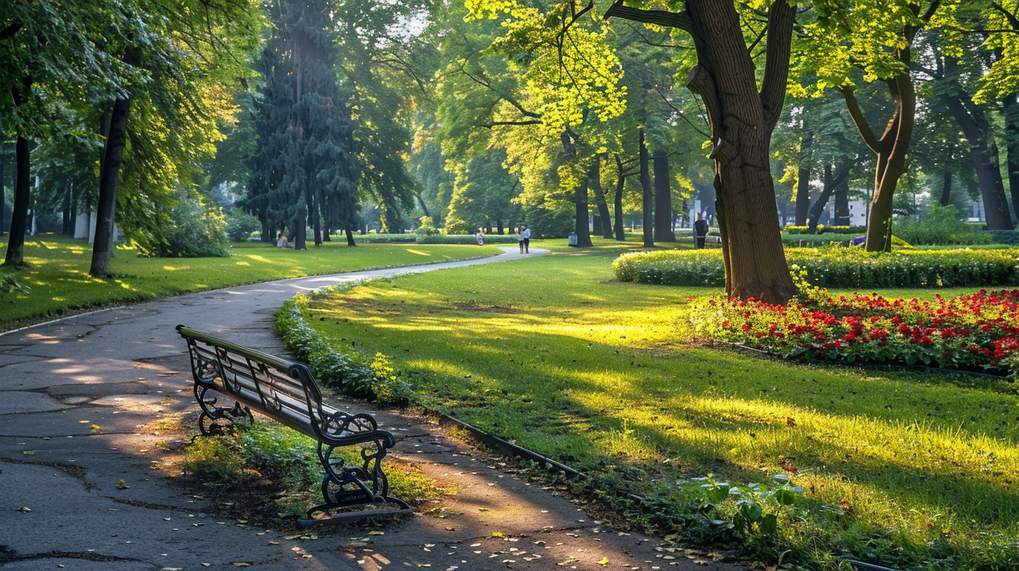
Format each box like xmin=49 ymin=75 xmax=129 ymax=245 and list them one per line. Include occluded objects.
xmin=0 ymin=246 xmax=742 ymax=571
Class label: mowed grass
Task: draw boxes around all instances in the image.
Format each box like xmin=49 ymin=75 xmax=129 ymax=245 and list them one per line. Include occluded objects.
xmin=302 ymin=239 xmax=1019 ymax=570
xmin=0 ymin=233 xmax=498 ymax=331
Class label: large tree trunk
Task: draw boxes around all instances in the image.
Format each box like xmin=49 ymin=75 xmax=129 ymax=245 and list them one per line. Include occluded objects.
xmin=607 ymin=0 xmax=796 ymax=302
xmin=89 ymin=91 xmax=132 ymax=277
xmin=574 ymin=172 xmax=593 ymax=248
xmin=684 ymin=0 xmax=795 ymax=302
xmin=3 ymin=135 xmax=30 ymax=267
xmin=945 ymin=92 xmax=1013 ymax=229
xmin=639 ymin=129 xmax=653 ymax=248
xmin=834 ymin=175 xmax=850 ymax=226
xmin=795 ymin=134 xmax=812 ymax=226
xmin=613 ymin=154 xmax=625 ymax=241
xmin=345 ymin=227 xmax=356 ymax=246
xmin=4 ymin=76 xmax=33 ymax=267
xmin=590 ymin=159 xmax=613 ymax=239
xmin=653 ymin=150 xmax=675 ymax=241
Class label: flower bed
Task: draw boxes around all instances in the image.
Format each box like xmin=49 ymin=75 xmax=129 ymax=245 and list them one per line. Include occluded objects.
xmin=688 ymin=289 xmax=1019 ymax=377
xmin=613 ymin=247 xmax=1019 ymax=289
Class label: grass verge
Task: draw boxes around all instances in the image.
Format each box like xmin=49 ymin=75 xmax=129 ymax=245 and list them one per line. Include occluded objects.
xmin=288 ymin=239 xmax=1019 ymax=571
xmin=0 ymin=233 xmax=499 ymax=331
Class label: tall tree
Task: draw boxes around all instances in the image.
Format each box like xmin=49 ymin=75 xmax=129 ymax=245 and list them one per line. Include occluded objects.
xmin=606 ymin=0 xmax=796 ymax=302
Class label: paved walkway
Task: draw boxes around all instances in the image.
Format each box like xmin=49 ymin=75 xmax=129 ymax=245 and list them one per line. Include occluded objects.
xmin=0 ymin=247 xmax=742 ymax=570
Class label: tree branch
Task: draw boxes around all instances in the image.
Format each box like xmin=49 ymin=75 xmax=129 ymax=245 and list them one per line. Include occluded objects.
xmin=840 ymin=85 xmax=880 ymax=153
xmin=603 ymin=1 xmax=694 ymax=33
xmin=480 ymin=120 xmax=543 ymax=128
xmin=760 ymin=0 xmax=796 ymax=134
xmin=992 ymin=2 xmax=1019 ymax=31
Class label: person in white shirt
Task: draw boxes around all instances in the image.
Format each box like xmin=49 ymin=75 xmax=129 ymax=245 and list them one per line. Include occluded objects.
xmin=522 ymin=226 xmax=531 ymax=253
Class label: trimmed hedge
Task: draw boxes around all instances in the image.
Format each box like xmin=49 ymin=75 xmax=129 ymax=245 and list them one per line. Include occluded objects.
xmin=783 ymin=225 xmax=865 ymax=235
xmin=613 ymin=247 xmax=1019 ymax=289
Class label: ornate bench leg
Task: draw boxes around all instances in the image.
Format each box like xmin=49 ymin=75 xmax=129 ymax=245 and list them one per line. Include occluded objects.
xmin=306 ymin=440 xmax=410 ymax=521
xmin=194 ymin=384 xmax=253 ymax=436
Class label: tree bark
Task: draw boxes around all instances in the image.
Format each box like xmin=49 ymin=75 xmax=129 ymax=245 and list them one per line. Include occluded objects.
xmin=574 ymin=172 xmax=593 ymax=248
xmin=939 ymin=167 xmax=952 ymax=207
xmin=345 ymin=227 xmax=356 ymax=246
xmin=607 ymin=0 xmax=796 ymax=302
xmin=653 ymin=150 xmax=675 ymax=241
xmin=944 ymin=92 xmax=1013 ymax=229
xmin=4 ymin=76 xmax=33 ymax=267
xmin=683 ymin=0 xmax=795 ymax=302
xmin=613 ymin=154 xmax=625 ymax=241
xmin=3 ymin=136 xmax=30 ymax=267
xmin=89 ymin=93 xmax=131 ymax=276
xmin=639 ymin=129 xmax=653 ymax=248
xmin=590 ymin=159 xmax=613 ymax=239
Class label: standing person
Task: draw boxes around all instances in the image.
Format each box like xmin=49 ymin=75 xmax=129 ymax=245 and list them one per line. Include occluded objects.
xmin=476 ymin=227 xmax=485 ymax=246
xmin=522 ymin=225 xmax=531 ymax=253
xmin=514 ymin=226 xmax=524 ymax=253
xmin=693 ymin=213 xmax=708 ymax=250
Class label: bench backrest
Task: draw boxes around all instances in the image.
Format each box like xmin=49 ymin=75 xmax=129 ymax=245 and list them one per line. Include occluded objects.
xmin=176 ymin=325 xmax=335 ymax=441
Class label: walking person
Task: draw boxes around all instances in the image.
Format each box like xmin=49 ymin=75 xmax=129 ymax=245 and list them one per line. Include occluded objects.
xmin=693 ymin=213 xmax=708 ymax=250
xmin=522 ymin=225 xmax=531 ymax=253
xmin=514 ymin=226 xmax=524 ymax=253
xmin=476 ymin=227 xmax=485 ymax=246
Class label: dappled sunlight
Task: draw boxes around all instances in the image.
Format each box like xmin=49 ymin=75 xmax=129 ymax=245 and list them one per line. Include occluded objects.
xmin=234 ymin=261 xmax=251 ymax=266
xmin=405 ymin=249 xmax=431 ymax=256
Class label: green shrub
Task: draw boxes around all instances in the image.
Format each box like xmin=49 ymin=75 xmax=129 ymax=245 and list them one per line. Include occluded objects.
xmin=275 ymin=289 xmax=411 ymax=405
xmin=353 ymin=233 xmax=417 ymax=243
xmin=986 ymin=230 xmax=1019 ymax=245
xmin=225 ymin=211 xmax=261 ymax=242
xmin=0 ymin=274 xmax=25 ymax=300
xmin=523 ymin=205 xmax=574 ymax=238
xmin=415 ymin=233 xmax=518 ymax=245
xmin=783 ymin=225 xmax=865 ymax=235
xmin=614 ymin=247 xmax=1019 ymax=289
xmin=415 ymin=216 xmax=439 ymax=239
xmin=895 ymin=204 xmax=990 ymax=246
xmin=135 ymin=191 xmax=231 ymax=258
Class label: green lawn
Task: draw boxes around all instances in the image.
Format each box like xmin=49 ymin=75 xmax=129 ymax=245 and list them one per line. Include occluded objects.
xmin=0 ymin=233 xmax=499 ymax=331
xmin=299 ymin=238 xmax=1019 ymax=571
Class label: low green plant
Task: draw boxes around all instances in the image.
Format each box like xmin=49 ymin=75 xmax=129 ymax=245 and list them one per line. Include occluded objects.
xmin=614 ymin=247 xmax=1019 ymax=289
xmin=0 ymin=274 xmax=25 ymax=300
xmin=275 ymin=288 xmax=412 ymax=405
xmin=134 ymin=189 xmax=231 ymax=258
xmin=895 ymin=205 xmax=991 ymax=246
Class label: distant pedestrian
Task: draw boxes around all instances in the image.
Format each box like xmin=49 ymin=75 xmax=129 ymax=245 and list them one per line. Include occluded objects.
xmin=476 ymin=228 xmax=485 ymax=246
xmin=276 ymin=231 xmax=288 ymax=249
xmin=522 ymin=225 xmax=531 ymax=253
xmin=693 ymin=214 xmax=708 ymax=250
xmin=514 ymin=226 xmax=524 ymax=253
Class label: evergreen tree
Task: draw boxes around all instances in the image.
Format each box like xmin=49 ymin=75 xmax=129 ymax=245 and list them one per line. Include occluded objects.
xmin=247 ymin=0 xmax=357 ymax=249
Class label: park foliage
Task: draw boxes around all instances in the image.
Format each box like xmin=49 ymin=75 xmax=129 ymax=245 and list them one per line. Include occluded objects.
xmin=613 ymin=247 xmax=1019 ymax=289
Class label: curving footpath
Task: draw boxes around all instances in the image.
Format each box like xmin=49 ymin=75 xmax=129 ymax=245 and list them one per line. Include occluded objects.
xmin=0 ymin=247 xmax=742 ymax=571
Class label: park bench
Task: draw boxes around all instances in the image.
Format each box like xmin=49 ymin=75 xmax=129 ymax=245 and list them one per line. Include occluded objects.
xmin=176 ymin=325 xmax=411 ymax=524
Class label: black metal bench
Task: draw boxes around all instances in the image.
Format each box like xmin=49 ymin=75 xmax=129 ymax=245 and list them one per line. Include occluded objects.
xmin=176 ymin=325 xmax=411 ymax=524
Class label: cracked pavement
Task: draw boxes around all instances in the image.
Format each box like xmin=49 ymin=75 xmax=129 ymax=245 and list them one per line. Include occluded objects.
xmin=0 ymin=247 xmax=742 ymax=571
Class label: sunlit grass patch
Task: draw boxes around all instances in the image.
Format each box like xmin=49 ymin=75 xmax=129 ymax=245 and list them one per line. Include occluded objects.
xmin=294 ymin=245 xmax=1019 ymax=570
xmin=0 ymin=233 xmax=497 ymax=331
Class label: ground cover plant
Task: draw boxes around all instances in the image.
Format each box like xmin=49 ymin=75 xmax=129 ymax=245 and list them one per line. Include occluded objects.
xmin=287 ymin=239 xmax=1019 ymax=570
xmin=613 ymin=247 xmax=1019 ymax=289
xmin=0 ymin=233 xmax=498 ymax=331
